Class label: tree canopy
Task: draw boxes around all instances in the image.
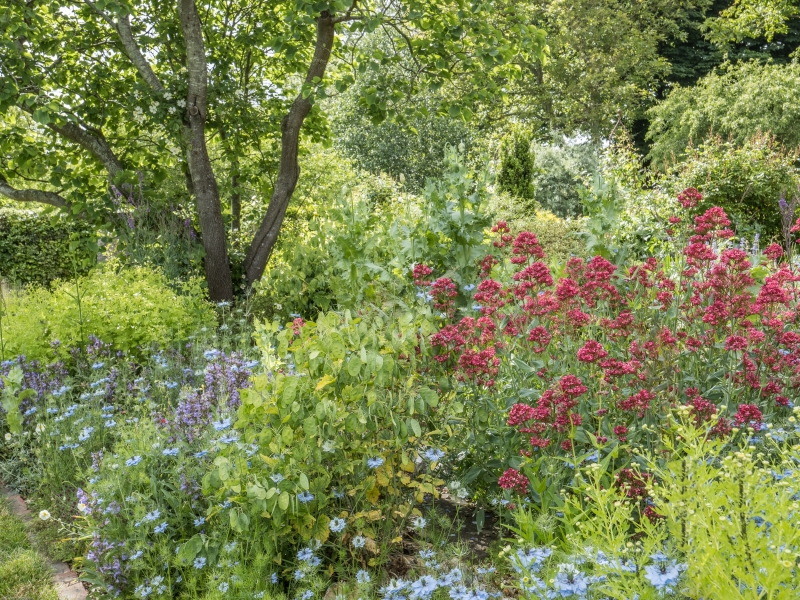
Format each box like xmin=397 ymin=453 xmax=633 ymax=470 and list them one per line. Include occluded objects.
xmin=0 ymin=0 xmax=545 ymax=299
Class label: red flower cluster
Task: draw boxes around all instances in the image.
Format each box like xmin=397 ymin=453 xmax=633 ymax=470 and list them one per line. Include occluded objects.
xmin=412 ymin=263 xmax=433 ymax=286
xmin=498 ymin=468 xmax=529 ymax=495
xmin=677 ymin=187 xmax=702 ymax=209
xmin=424 ymin=209 xmax=799 ymax=497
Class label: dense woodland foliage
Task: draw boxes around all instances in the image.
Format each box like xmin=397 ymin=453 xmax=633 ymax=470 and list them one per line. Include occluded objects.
xmin=3 ymin=1 xmax=800 ymax=599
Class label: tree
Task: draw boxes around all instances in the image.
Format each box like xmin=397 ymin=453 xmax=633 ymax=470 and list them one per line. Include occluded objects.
xmin=0 ymin=1 xmax=545 ymax=300
xmin=466 ymin=0 xmax=710 ymax=140
xmin=647 ymin=60 xmax=800 ymax=166
xmin=496 ymin=130 xmax=535 ymax=201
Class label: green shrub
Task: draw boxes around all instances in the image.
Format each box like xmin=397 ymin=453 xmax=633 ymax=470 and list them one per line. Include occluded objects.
xmin=668 ymin=132 xmax=799 ymax=237
xmin=0 ymin=208 xmax=94 ymax=286
xmin=0 ymin=266 xmax=215 ymax=362
xmin=648 ymin=60 xmax=800 ymax=167
xmin=531 ymin=139 xmax=599 ymax=218
xmin=487 ymin=192 xmax=586 ymax=264
xmin=497 ymin=131 xmax=535 ymax=202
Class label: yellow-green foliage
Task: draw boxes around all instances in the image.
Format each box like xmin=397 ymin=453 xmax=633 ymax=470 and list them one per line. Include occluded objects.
xmin=648 ymin=410 xmax=800 ymax=599
xmin=488 ymin=193 xmax=586 ymax=263
xmin=0 ymin=266 xmax=215 ymax=362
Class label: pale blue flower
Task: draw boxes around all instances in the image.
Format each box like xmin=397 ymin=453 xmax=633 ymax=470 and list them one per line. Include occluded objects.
xmin=297 ymin=491 xmax=314 ymax=503
xmin=301 ymin=591 xmax=313 ymax=600
xmin=194 ymin=517 xmax=205 ymax=527
xmin=143 ymin=509 xmax=160 ymax=522
xmin=644 ymin=561 xmax=681 ymax=591
xmin=552 ymin=564 xmax=588 ymax=598
xmin=295 ymin=570 xmax=305 ymax=581
xmin=162 ymin=448 xmax=179 ymax=456
xmin=270 ymin=473 xmax=285 ymax=484
xmin=271 ymin=573 xmax=278 ymax=584
xmin=92 ymin=362 xmax=105 ymax=370
xmin=126 ymin=455 xmax=142 ymax=467
xmin=129 ymin=550 xmax=143 ymax=560
xmin=352 ymin=535 xmax=366 ymax=549
xmin=193 ymin=556 xmax=206 ymax=569
xmin=154 ymin=521 xmax=168 ymax=534
xmin=218 ymin=582 xmax=229 ymax=593
xmin=78 ymin=427 xmax=94 ymax=442
xmin=298 ymin=548 xmax=314 ymax=562
xmin=212 ymin=418 xmax=232 ymax=431
xmin=329 ymin=517 xmax=346 ymax=533
xmin=423 ymin=448 xmax=445 ymax=462
xmin=409 ymin=575 xmax=439 ymax=599
xmin=356 ymin=570 xmax=371 ymax=584
xmin=367 ymin=457 xmax=385 ymax=468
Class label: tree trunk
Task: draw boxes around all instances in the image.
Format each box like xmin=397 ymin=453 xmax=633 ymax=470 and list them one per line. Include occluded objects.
xmin=178 ymin=0 xmax=234 ymax=301
xmin=243 ymin=12 xmax=335 ymax=285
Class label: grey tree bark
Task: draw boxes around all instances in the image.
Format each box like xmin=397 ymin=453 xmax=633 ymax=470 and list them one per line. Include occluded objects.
xmin=243 ymin=12 xmax=336 ymax=285
xmin=178 ymin=0 xmax=234 ymax=300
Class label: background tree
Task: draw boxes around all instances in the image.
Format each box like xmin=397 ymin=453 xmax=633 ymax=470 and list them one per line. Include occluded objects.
xmin=496 ymin=130 xmax=535 ymax=202
xmin=0 ymin=0 xmax=545 ymax=300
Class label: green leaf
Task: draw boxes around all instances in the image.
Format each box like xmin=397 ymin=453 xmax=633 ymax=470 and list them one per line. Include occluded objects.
xmin=419 ymin=386 xmax=438 ymax=407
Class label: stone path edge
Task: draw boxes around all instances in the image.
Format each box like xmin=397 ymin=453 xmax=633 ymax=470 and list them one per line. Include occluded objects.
xmin=1 ymin=484 xmax=88 ymax=600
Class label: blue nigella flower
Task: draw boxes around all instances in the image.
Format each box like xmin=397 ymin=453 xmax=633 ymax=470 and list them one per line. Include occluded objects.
xmin=423 ymin=448 xmax=445 ymax=462
xmin=352 ymin=536 xmax=366 ymax=549
xmin=91 ymin=362 xmax=105 ymax=370
xmin=218 ymin=582 xmax=229 ymax=593
xmin=270 ymin=473 xmax=285 ymax=484
xmin=194 ymin=517 xmax=205 ymax=527
xmin=212 ymin=418 xmax=232 ymax=431
xmin=298 ymin=548 xmax=314 ymax=562
xmin=644 ymin=559 xmax=682 ymax=591
xmin=193 ymin=557 xmax=206 ymax=569
xmin=463 ymin=284 xmax=476 ymax=291
xmin=367 ymin=457 xmax=385 ymax=469
xmin=329 ymin=517 xmax=346 ymax=533
xmin=126 ymin=456 xmax=142 ymax=467
xmin=129 ymin=550 xmax=143 ymax=560
xmin=78 ymin=427 xmax=94 ymax=441
xmin=298 ymin=492 xmax=314 ymax=503
xmin=271 ymin=573 xmax=278 ymax=584
xmin=356 ymin=570 xmax=371 ymax=584
xmin=300 ymin=591 xmax=313 ymax=600
xmin=204 ymin=349 xmax=220 ymax=360
xmin=23 ymin=406 xmax=38 ymax=416
xmin=162 ymin=448 xmax=179 ymax=457
xmin=553 ymin=564 xmax=589 ymax=597
xmin=143 ymin=509 xmax=160 ymax=522
xmin=154 ymin=521 xmax=168 ymax=534
xmin=409 ymin=575 xmax=439 ymax=599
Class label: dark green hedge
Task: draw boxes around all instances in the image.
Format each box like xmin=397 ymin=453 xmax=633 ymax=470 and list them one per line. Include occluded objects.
xmin=0 ymin=208 xmax=92 ymax=286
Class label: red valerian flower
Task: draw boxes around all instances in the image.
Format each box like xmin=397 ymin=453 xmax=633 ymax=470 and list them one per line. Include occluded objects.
xmin=498 ymin=468 xmax=529 ymax=495
xmin=576 ymin=340 xmax=608 ymax=363
xmin=693 ymin=206 xmax=731 ymax=235
xmin=527 ymin=326 xmax=552 ymax=352
xmin=613 ymin=425 xmax=628 ymax=442
xmin=733 ymin=403 xmax=763 ymax=427
xmin=724 ymin=335 xmax=748 ymax=351
xmin=559 ymin=374 xmax=588 ymax=398
xmin=615 ymin=468 xmax=652 ymax=499
xmin=430 ymin=277 xmax=458 ymax=313
xmin=556 ymin=278 xmax=581 ymax=301
xmin=678 ymin=187 xmax=702 ymax=209
xmin=291 ymin=317 xmax=305 ymax=336
xmin=764 ymin=243 xmax=784 ymax=260
xmin=618 ymin=389 xmax=655 ymax=417
xmin=478 ymin=254 xmax=499 ymax=278
xmin=668 ymin=216 xmax=681 ymax=224
xmin=686 ymin=395 xmax=717 ymax=427
xmin=510 ymin=231 xmax=545 ymax=264
xmin=508 ymin=403 xmax=537 ymax=426
xmin=412 ymin=263 xmax=433 ymax=286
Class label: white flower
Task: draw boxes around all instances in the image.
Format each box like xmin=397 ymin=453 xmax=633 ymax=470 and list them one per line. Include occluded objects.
xmin=39 ymin=510 xmax=51 ymax=521
xmin=412 ymin=516 xmax=427 ymax=530
xmin=177 ymin=98 xmax=186 ymax=108
xmin=163 ymin=91 xmax=173 ymax=100
xmin=5 ymin=433 xmax=12 ymax=441
xmin=35 ymin=423 xmax=46 ymax=434
xmin=322 ymin=440 xmax=336 ymax=453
